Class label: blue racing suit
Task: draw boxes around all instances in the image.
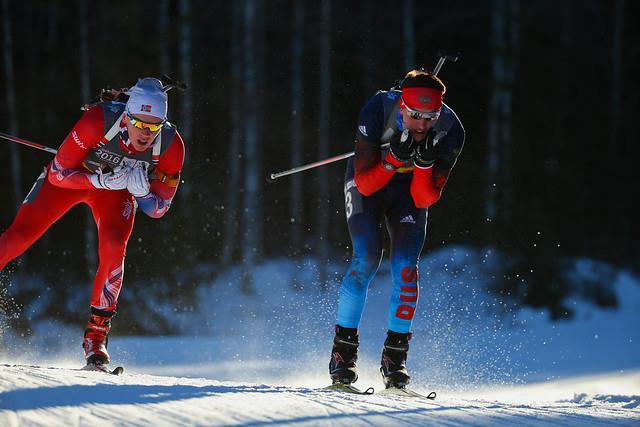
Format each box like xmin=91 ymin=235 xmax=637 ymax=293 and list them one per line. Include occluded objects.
xmin=337 ymin=89 xmax=465 ymax=333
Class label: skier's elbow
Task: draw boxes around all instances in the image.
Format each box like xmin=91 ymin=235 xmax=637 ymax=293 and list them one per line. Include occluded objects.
xmin=143 ymin=209 xmax=166 ymax=219
xmin=47 ymin=161 xmax=65 ymax=187
xmin=136 ymin=195 xmax=171 ymax=218
xmin=354 ymin=176 xmax=375 ymax=197
xmin=357 ymin=187 xmax=375 ymax=197
xmin=411 ymin=190 xmax=441 ymax=209
xmin=139 ymin=204 xmax=170 ymax=219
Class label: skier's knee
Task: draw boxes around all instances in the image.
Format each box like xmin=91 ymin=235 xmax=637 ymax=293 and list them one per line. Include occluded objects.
xmin=391 ymin=259 xmax=419 ymax=283
xmin=350 ymin=252 xmax=382 ymax=282
xmin=98 ymin=237 xmax=127 ymax=261
xmin=0 ymin=226 xmax=32 ymax=266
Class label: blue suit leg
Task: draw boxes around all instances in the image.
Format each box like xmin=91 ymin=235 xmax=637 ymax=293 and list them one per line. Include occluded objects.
xmin=385 ymin=197 xmax=427 ymax=333
xmin=336 ymin=187 xmax=383 ymax=329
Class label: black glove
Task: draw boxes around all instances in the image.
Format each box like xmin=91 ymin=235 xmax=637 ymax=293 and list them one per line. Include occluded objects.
xmin=415 ymin=129 xmax=438 ymax=167
xmin=389 ymin=129 xmax=417 ymax=162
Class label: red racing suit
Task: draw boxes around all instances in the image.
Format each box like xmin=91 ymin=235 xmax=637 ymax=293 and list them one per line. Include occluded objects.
xmin=0 ymin=102 xmax=185 ymax=312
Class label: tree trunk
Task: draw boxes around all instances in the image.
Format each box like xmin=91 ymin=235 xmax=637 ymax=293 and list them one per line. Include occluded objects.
xmin=403 ymin=0 xmax=415 ymax=71
xmin=179 ymin=0 xmax=193 ymax=200
xmin=288 ymin=0 xmax=306 ymax=289
xmin=241 ymin=0 xmax=262 ymax=293
xmin=290 ymin=0 xmax=305 ymax=258
xmin=39 ymin=0 xmax=59 ymax=260
xmin=360 ymin=0 xmax=374 ymax=97
xmin=611 ymin=0 xmax=626 ymax=253
xmin=176 ymin=0 xmax=196 ymax=266
xmin=2 ymin=0 xmax=22 ymax=211
xmin=159 ymin=0 xmax=171 ymax=75
xmin=44 ymin=0 xmax=59 ymax=134
xmin=486 ymin=0 xmax=519 ymax=243
xmin=611 ymin=0 xmax=624 ymax=146
xmin=500 ymin=0 xmax=519 ymax=224
xmin=78 ymin=0 xmax=97 ymax=276
xmin=222 ymin=0 xmax=243 ymax=266
xmin=316 ymin=0 xmax=332 ymax=290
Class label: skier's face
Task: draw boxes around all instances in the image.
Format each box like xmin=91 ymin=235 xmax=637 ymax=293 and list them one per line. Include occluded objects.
xmin=401 ymin=107 xmax=435 ymax=142
xmin=126 ymin=113 xmax=163 ymax=151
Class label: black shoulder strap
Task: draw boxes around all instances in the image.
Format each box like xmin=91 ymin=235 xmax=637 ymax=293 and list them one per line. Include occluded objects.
xmin=380 ymin=97 xmax=401 ymax=143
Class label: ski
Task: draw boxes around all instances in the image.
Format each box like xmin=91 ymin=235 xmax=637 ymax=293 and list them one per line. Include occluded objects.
xmin=81 ymin=362 xmax=124 ymax=376
xmin=323 ymin=383 xmax=375 ymax=395
xmin=377 ymin=386 xmax=436 ymax=400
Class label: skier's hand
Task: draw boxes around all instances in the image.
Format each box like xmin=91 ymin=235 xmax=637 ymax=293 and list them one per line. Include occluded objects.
xmin=90 ymin=165 xmax=132 ymax=190
xmin=389 ymin=129 xmax=417 ymax=162
xmin=415 ymin=129 xmax=438 ymax=168
xmin=126 ymin=164 xmax=151 ymax=198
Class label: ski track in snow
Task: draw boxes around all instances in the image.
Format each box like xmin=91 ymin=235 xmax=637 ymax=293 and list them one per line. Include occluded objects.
xmin=2 ymin=253 xmax=639 ymax=425
xmin=0 ymin=364 xmax=638 ymax=426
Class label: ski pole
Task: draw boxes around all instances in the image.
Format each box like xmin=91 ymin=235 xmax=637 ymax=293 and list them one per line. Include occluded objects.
xmin=267 ymin=51 xmax=461 ymax=182
xmin=267 ymin=143 xmax=390 ymax=183
xmin=0 ymin=130 xmax=165 ymax=182
xmin=0 ymin=131 xmax=58 ymax=155
xmin=432 ymin=51 xmax=460 ymax=75
xmin=160 ymin=74 xmax=188 ymax=93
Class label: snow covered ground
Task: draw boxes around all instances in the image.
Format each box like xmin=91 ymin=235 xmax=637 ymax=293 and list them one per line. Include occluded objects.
xmin=0 ymin=364 xmax=638 ymax=426
xmin=1 ymin=247 xmax=639 ymax=425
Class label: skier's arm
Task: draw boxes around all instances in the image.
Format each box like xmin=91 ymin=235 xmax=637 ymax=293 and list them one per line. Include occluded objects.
xmin=354 ymin=135 xmax=404 ymax=196
xmin=47 ymin=106 xmax=104 ymax=189
xmin=135 ymin=132 xmax=185 ymax=218
xmin=410 ymin=163 xmax=450 ymax=208
xmin=410 ymin=120 xmax=465 ymax=208
xmin=353 ymin=94 xmax=404 ymax=196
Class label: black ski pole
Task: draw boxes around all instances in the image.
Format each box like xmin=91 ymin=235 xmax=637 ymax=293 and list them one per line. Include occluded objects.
xmin=267 ymin=51 xmax=461 ymax=183
xmin=160 ymin=75 xmax=188 ymax=93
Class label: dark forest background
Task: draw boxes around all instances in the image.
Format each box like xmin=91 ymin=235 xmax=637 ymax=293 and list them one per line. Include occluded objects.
xmin=1 ymin=0 xmax=638 ymax=333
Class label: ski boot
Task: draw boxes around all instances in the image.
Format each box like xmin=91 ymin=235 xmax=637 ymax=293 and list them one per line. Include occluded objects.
xmin=82 ymin=308 xmax=114 ymax=365
xmin=329 ymin=325 xmax=359 ymax=385
xmin=380 ymin=330 xmax=411 ymax=389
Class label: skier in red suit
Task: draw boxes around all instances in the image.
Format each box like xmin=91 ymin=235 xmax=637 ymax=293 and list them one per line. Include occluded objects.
xmin=0 ymin=78 xmax=185 ymax=368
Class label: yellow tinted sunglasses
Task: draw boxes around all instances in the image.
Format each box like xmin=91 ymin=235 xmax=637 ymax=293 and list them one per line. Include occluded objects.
xmin=126 ymin=112 xmax=165 ymax=132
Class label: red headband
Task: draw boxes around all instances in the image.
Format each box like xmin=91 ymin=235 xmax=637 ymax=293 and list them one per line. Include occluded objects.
xmin=401 ymin=87 xmax=443 ymax=111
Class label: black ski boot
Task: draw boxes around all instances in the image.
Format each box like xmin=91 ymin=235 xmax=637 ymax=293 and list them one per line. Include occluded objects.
xmin=329 ymin=325 xmax=359 ymax=385
xmin=83 ymin=308 xmax=114 ymax=365
xmin=380 ymin=330 xmax=411 ymax=389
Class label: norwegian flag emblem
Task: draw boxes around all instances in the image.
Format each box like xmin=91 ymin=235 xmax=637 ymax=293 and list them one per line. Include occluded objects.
xmin=141 ymin=104 xmax=152 ymax=112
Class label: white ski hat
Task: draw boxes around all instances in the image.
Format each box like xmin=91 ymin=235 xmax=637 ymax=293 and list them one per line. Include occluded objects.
xmin=126 ymin=78 xmax=167 ymax=121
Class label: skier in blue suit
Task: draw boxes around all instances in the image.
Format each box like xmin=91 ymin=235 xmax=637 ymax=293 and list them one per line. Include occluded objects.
xmin=329 ymin=69 xmax=465 ymax=389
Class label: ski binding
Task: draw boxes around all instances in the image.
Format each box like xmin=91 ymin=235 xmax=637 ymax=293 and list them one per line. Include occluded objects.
xmin=82 ymin=362 xmax=124 ymax=376
xmin=324 ymin=383 xmax=374 ymax=395
xmin=377 ymin=386 xmax=436 ymax=400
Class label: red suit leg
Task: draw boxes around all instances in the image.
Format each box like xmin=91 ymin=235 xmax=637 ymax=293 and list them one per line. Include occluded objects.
xmin=86 ymin=190 xmax=136 ymax=312
xmin=0 ymin=175 xmax=85 ymax=271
